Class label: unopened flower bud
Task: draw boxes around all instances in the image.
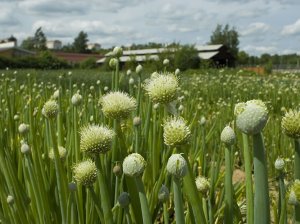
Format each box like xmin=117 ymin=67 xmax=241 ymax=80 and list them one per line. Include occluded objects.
xmin=109 ymin=58 xmax=118 ymax=68
xmin=166 ymin=154 xmax=188 ymax=179
xmin=123 ymin=153 xmax=146 ymax=177
xmin=133 ymin=117 xmax=141 ymax=126
xmin=220 ymin=126 xmax=236 ymax=146
xmin=195 ymin=176 xmax=210 ymax=195
xmin=163 ymin=58 xmax=170 ymax=66
xmin=118 ymin=192 xmax=130 ymax=208
xmin=113 ymin=46 xmax=123 ymax=57
xmin=18 ymin=123 xmax=29 ymax=135
xmin=7 ymin=195 xmax=14 ymax=205
xmin=136 ymin=64 xmax=143 ymax=74
xmin=113 ymin=164 xmax=122 ymax=176
xmin=21 ymin=143 xmax=31 ymax=154
xmin=274 ymin=157 xmax=285 ymax=171
xmin=71 ymin=93 xmax=83 ymax=106
xmin=158 ymin=185 xmax=169 ymax=203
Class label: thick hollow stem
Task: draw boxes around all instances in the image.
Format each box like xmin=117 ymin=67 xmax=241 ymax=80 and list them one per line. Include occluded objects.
xmin=181 ymin=153 xmax=207 ymax=224
xmin=173 ymin=177 xmax=185 ymax=224
xmin=95 ymin=157 xmax=114 ymax=224
xmin=163 ymin=203 xmax=169 ymax=224
xmin=242 ymin=133 xmax=254 ymax=224
xmin=224 ymin=146 xmax=233 ymax=224
xmin=278 ymin=174 xmax=287 ymax=224
xmin=134 ymin=176 xmax=152 ymax=224
xmin=294 ymin=139 xmax=300 ymax=223
xmin=253 ymin=133 xmax=270 ymax=224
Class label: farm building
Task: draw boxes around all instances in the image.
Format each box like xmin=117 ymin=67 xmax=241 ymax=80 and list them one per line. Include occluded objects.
xmin=0 ymin=47 xmax=36 ymax=58
xmin=96 ymin=44 xmax=234 ymax=66
xmin=46 ymin=40 xmax=62 ymax=50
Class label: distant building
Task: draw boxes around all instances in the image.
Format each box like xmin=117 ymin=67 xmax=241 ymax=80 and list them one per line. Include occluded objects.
xmin=195 ymin=44 xmax=234 ymax=66
xmin=97 ymin=44 xmax=234 ymax=66
xmin=87 ymin=43 xmax=101 ymax=51
xmin=46 ymin=40 xmax=62 ymax=50
xmin=0 ymin=36 xmax=18 ymax=49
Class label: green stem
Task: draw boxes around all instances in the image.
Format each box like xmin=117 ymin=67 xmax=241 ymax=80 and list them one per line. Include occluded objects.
xmin=124 ymin=207 xmax=132 ymax=224
xmin=278 ymin=173 xmax=287 ymax=224
xmin=253 ymin=133 xmax=270 ymax=224
xmin=115 ymin=60 xmax=119 ymax=91
xmin=163 ymin=203 xmax=169 ymax=224
xmin=49 ymin=120 xmax=68 ymax=223
xmin=242 ymin=133 xmax=254 ymax=224
xmin=224 ymin=146 xmax=233 ymax=224
xmin=88 ymin=187 xmax=105 ymax=223
xmin=294 ymin=139 xmax=300 ymax=223
xmin=134 ymin=176 xmax=152 ymax=224
xmin=173 ymin=177 xmax=185 ymax=224
xmin=95 ymin=157 xmax=114 ymax=224
xmin=181 ymin=153 xmax=207 ymax=224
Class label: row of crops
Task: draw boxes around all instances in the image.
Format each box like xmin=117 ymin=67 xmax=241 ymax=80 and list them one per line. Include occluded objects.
xmin=0 ymin=48 xmax=300 ymax=223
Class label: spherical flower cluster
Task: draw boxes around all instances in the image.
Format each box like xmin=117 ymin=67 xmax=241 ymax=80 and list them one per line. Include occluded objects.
xmin=163 ymin=117 xmax=191 ymax=147
xmin=80 ymin=124 xmax=115 ymax=155
xmin=144 ymin=73 xmax=179 ymax=104
xmin=166 ymin=154 xmax=188 ymax=179
xmin=274 ymin=157 xmax=285 ymax=171
xmin=48 ymin=146 xmax=67 ymax=160
xmin=73 ymin=160 xmax=98 ymax=186
xmin=21 ymin=142 xmax=30 ymax=154
xmin=235 ymin=100 xmax=268 ymax=135
xmin=100 ymin=91 xmax=136 ymax=120
xmin=18 ymin=123 xmax=29 ymax=135
xmin=42 ymin=100 xmax=59 ymax=119
xmin=158 ymin=185 xmax=169 ymax=203
xmin=288 ymin=180 xmax=300 ymax=205
xmin=281 ymin=109 xmax=300 ymax=139
xmin=220 ymin=126 xmax=236 ymax=146
xmin=118 ymin=192 xmax=130 ymax=208
xmin=71 ymin=93 xmax=83 ymax=106
xmin=122 ymin=153 xmax=146 ymax=177
xmin=195 ymin=176 xmax=210 ymax=195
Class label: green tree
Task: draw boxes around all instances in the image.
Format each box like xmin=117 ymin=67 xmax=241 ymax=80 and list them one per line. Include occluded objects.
xmin=73 ymin=31 xmax=89 ymax=53
xmin=34 ymin=27 xmax=47 ymax=51
xmin=209 ymin=24 xmax=239 ymax=66
xmin=238 ymin=51 xmax=250 ymax=65
xmin=21 ymin=37 xmax=35 ymax=50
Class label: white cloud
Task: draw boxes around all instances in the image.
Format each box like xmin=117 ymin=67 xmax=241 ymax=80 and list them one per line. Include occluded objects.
xmin=242 ymin=45 xmax=277 ymax=55
xmin=33 ymin=20 xmax=133 ymax=37
xmin=241 ymin=22 xmax=270 ymax=36
xmin=281 ymin=19 xmax=300 ymax=35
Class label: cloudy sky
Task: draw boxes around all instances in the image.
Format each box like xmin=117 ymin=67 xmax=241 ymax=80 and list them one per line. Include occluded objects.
xmin=1 ymin=0 xmax=300 ymax=55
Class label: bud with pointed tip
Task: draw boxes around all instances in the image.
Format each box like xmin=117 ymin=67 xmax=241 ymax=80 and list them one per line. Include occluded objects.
xmin=166 ymin=154 xmax=188 ymax=179
xmin=221 ymin=126 xmax=236 ymax=146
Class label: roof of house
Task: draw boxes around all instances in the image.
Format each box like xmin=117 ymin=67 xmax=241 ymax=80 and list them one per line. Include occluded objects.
xmin=0 ymin=47 xmax=36 ymax=55
xmin=195 ymin=44 xmax=223 ymax=51
xmin=198 ymin=51 xmax=219 ymax=60
xmin=97 ymin=44 xmax=226 ymax=63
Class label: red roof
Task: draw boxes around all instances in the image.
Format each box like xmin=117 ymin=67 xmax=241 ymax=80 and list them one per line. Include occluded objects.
xmin=53 ymin=52 xmax=104 ymax=63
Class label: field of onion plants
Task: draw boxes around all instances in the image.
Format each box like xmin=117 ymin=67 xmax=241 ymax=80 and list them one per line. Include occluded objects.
xmin=0 ymin=48 xmax=300 ymax=224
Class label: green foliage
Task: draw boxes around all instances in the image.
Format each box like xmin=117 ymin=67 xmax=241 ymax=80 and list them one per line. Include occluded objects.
xmin=34 ymin=27 xmax=47 ymax=51
xmin=73 ymin=31 xmax=89 ymax=53
xmin=80 ymin=57 xmax=97 ymax=69
xmin=210 ymin=24 xmax=239 ymax=66
xmin=21 ymin=27 xmax=47 ymax=51
xmin=0 ymin=52 xmax=70 ymax=69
